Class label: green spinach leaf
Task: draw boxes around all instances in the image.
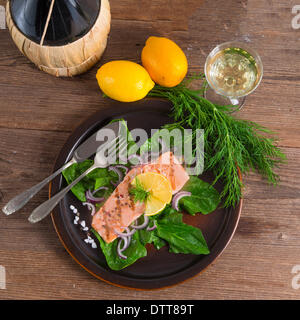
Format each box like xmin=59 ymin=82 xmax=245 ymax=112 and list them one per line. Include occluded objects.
xmin=156 ymin=221 xmax=210 ymax=255
xmin=180 ymin=176 xmax=220 ymax=215
xmin=157 ymin=206 xmax=183 ymax=224
xmin=136 ymin=215 xmax=167 ymax=249
xmin=62 ymin=119 xmax=138 ymax=202
xmin=91 ymin=228 xmax=147 ymax=271
xmin=62 ymin=160 xmax=117 ymax=202
xmin=138 ymin=227 xmax=167 ymax=250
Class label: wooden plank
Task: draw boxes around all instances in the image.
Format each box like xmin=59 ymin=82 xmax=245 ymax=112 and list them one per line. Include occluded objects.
xmin=0 ymin=128 xmax=69 ymax=209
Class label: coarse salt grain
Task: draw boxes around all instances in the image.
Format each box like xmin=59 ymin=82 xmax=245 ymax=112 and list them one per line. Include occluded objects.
xmin=70 ymin=205 xmax=75 ymax=210
xmin=73 ymin=208 xmax=78 ymax=214
xmin=80 ymin=220 xmax=86 ymax=228
xmin=91 ymin=242 xmax=97 ymax=249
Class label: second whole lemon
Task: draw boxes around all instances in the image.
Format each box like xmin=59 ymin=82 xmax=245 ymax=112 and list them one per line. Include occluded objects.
xmin=96 ymin=60 xmax=154 ymax=102
xmin=141 ymin=36 xmax=188 ymax=87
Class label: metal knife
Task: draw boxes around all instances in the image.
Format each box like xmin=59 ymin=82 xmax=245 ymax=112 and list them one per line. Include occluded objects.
xmin=2 ymin=121 xmax=121 ymax=215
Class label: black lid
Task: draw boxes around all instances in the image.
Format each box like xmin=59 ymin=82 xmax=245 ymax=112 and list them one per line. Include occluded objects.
xmin=10 ymin=0 xmax=101 ymax=46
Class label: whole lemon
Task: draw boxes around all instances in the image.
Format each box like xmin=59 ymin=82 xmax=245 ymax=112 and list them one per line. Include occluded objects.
xmin=141 ymin=36 xmax=188 ymax=87
xmin=96 ymin=60 xmax=155 ymax=102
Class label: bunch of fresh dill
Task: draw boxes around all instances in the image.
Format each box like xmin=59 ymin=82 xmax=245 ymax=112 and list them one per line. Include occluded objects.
xmin=148 ymin=75 xmax=286 ymax=208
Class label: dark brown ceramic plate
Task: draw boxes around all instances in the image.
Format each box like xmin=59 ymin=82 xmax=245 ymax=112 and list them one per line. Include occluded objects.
xmin=50 ymin=98 xmax=242 ymax=290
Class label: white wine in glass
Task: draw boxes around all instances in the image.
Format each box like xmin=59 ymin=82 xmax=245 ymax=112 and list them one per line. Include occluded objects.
xmin=204 ymin=41 xmax=263 ymax=109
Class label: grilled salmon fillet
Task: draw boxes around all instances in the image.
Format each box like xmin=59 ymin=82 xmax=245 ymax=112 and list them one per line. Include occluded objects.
xmin=92 ymin=152 xmax=189 ymax=243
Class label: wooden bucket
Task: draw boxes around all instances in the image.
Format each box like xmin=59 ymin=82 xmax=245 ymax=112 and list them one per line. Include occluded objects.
xmin=6 ymin=0 xmax=111 ymax=77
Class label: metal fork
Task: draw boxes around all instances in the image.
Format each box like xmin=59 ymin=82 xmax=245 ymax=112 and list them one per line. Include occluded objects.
xmin=28 ymin=137 xmax=128 ymax=223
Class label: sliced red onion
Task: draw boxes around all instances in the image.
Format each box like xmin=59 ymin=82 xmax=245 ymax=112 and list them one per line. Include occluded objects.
xmin=172 ymin=191 xmax=192 ymax=211
xmin=131 ymin=215 xmax=149 ymax=230
xmin=82 ymin=202 xmax=96 ymax=216
xmin=125 ymin=226 xmax=136 ymax=236
xmin=85 ymin=190 xmax=105 ymax=203
xmin=117 ymin=238 xmax=128 ymax=259
xmin=146 ymin=221 xmax=157 ymax=231
xmin=121 ymin=236 xmax=131 ymax=252
xmin=114 ymin=164 xmax=129 ymax=175
xmin=118 ymin=236 xmax=128 ymax=251
xmin=92 ymin=186 xmax=108 ymax=195
xmin=108 ymin=166 xmax=123 ymax=184
xmin=114 ymin=227 xmax=136 ymax=238
xmin=110 ymin=181 xmax=119 ymax=188
xmin=116 ymin=228 xmax=135 ymax=260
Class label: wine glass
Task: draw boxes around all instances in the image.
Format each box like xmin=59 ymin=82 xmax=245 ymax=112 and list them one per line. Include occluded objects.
xmin=204 ymin=41 xmax=263 ymax=110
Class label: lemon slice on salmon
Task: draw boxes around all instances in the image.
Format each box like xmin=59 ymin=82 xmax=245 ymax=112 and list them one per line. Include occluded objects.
xmin=131 ymin=172 xmax=172 ymax=216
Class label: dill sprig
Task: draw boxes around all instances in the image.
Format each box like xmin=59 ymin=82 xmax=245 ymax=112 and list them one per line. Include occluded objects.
xmin=148 ymin=74 xmax=286 ymax=208
xmin=129 ymin=177 xmax=150 ymax=203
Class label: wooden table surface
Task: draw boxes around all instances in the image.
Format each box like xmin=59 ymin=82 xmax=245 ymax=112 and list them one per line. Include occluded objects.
xmin=0 ymin=0 xmax=299 ymax=300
